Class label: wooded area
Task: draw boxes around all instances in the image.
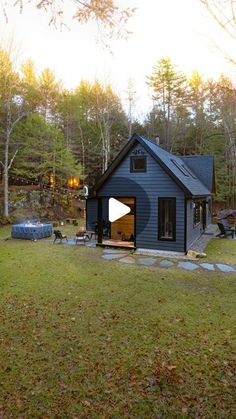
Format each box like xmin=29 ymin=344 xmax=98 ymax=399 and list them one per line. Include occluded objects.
xmin=0 ymin=51 xmax=236 ymax=218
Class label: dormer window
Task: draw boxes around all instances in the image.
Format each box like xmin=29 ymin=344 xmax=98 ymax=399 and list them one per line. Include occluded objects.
xmin=130 ymin=156 xmax=147 ymax=172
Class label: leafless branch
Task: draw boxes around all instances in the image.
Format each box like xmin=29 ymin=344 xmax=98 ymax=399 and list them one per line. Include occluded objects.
xmin=201 ymin=0 xmax=236 ymax=39
xmin=4 ymin=0 xmax=135 ymax=39
xmin=9 ymin=112 xmax=28 ymax=136
xmin=8 ymin=148 xmax=19 ymax=169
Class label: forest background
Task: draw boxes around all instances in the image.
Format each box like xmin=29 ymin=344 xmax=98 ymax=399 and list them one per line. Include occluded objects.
xmin=1 ymin=0 xmax=236 ymax=218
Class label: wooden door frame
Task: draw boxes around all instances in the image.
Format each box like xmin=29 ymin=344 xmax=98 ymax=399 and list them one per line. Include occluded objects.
xmin=97 ymin=196 xmax=136 ymax=248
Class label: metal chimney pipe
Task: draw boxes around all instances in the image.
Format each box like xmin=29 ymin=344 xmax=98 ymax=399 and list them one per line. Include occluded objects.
xmin=155 ymin=135 xmax=160 ymax=145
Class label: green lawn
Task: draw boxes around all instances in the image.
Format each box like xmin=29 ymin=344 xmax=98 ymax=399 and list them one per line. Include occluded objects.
xmin=203 ymin=237 xmax=236 ymax=265
xmin=0 ymin=226 xmax=235 ymax=418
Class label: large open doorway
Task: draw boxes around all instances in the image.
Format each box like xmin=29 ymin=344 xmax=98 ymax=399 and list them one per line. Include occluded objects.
xmin=98 ymin=197 xmax=135 ymax=249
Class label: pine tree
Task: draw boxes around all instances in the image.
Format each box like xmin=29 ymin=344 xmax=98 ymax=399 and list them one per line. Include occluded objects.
xmin=147 ymin=57 xmax=187 ymax=151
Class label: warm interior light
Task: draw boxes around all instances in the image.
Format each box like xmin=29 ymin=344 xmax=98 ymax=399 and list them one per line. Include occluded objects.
xmin=68 ymin=176 xmax=80 ymax=189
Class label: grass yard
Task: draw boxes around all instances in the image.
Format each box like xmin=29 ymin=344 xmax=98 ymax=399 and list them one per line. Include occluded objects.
xmin=203 ymin=237 xmax=236 ymax=265
xmin=0 ymin=226 xmax=236 ymax=418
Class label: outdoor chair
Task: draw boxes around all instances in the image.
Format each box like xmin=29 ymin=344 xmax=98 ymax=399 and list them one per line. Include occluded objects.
xmin=75 ymin=227 xmax=90 ymax=245
xmin=53 ymin=229 xmax=68 ymax=243
xmin=216 ymin=222 xmax=235 ymax=239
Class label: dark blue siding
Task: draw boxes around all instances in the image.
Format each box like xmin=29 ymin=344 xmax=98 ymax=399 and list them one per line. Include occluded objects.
xmin=186 ymin=198 xmax=212 ymax=248
xmin=86 ymin=197 xmax=108 ymax=231
xmin=86 ymin=198 xmax=97 ymax=231
xmin=102 ymin=197 xmax=109 ymax=223
xmin=186 ymin=200 xmax=200 ymax=248
xmin=96 ymin=143 xmax=186 ymax=252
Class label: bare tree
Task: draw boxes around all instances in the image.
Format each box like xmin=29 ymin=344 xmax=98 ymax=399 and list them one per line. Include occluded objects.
xmin=3 ymin=0 xmax=135 ymax=39
xmin=126 ymin=78 xmax=136 ymax=138
xmin=0 ymin=49 xmax=28 ymax=216
xmin=201 ymin=0 xmax=236 ymax=39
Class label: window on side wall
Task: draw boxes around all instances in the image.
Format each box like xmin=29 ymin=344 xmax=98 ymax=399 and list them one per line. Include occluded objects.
xmin=130 ymin=156 xmax=146 ymax=172
xmin=193 ymin=201 xmax=201 ymax=227
xmin=158 ymin=198 xmax=176 ymax=241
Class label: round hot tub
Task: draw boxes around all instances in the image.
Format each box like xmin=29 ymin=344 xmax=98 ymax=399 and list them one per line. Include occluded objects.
xmin=11 ymin=223 xmax=53 ymax=240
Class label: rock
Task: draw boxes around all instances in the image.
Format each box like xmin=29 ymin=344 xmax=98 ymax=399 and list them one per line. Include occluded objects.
xmin=138 ymin=258 xmax=156 ymax=266
xmin=216 ymin=264 xmax=236 ymax=273
xmin=187 ymin=250 xmax=206 ymax=258
xmin=159 ymin=260 xmax=174 ymax=268
xmin=200 ymin=263 xmax=215 ymax=271
xmin=178 ymin=261 xmax=199 ymax=271
xmin=119 ymin=256 xmax=135 ymax=264
xmin=102 ymin=254 xmax=127 ymax=260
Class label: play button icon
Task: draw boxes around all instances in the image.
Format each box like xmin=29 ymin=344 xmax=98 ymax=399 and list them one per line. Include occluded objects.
xmin=108 ymin=198 xmax=131 ymax=222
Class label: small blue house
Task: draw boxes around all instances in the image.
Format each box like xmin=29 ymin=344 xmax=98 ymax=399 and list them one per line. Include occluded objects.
xmin=86 ymin=134 xmax=215 ymax=254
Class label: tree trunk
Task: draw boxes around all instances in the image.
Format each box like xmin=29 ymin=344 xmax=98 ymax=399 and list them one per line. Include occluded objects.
xmin=104 ymin=121 xmax=110 ymax=171
xmin=3 ymin=102 xmax=11 ymax=217
xmin=77 ymin=120 xmax=85 ymax=181
xmin=1 ymin=105 xmax=26 ymax=217
xmin=3 ymin=137 xmax=9 ymax=217
xmin=3 ymin=131 xmax=19 ymax=217
xmin=223 ymin=120 xmax=236 ymax=206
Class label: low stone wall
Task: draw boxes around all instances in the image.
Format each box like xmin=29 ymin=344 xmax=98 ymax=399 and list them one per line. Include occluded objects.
xmin=0 ymin=188 xmax=85 ymax=221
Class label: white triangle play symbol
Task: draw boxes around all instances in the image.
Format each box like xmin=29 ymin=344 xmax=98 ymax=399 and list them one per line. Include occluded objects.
xmin=109 ymin=198 xmax=131 ymax=222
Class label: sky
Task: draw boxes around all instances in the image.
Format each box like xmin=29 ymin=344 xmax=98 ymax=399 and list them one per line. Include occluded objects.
xmin=0 ymin=0 xmax=235 ymax=120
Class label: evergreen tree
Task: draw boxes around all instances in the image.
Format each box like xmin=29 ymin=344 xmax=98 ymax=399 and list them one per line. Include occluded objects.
xmin=209 ymin=76 xmax=236 ymax=205
xmin=147 ymin=57 xmax=187 ymax=151
xmin=13 ymin=113 xmax=81 ymax=187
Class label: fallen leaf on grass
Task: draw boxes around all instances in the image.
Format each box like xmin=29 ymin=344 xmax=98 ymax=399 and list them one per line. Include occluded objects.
xmin=59 ymin=383 xmax=67 ymax=391
xmin=82 ymin=400 xmax=91 ymax=407
xmin=165 ymin=365 xmax=177 ymax=371
xmin=154 ymin=363 xmax=177 ymax=378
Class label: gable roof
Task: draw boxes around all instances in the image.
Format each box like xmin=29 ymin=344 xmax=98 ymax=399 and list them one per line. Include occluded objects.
xmin=181 ymin=155 xmax=216 ymax=195
xmin=93 ymin=133 xmax=213 ymax=197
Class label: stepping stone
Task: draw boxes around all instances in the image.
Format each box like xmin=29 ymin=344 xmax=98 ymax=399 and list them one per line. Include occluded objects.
xmin=159 ymin=260 xmax=174 ymax=268
xmin=102 ymin=253 xmax=127 ymax=260
xmin=65 ymin=240 xmax=76 ymax=246
xmin=178 ymin=261 xmax=199 ymax=271
xmin=119 ymin=256 xmax=135 ymax=264
xmin=200 ymin=263 xmax=215 ymax=271
xmin=103 ymin=249 xmax=128 ymax=254
xmin=216 ymin=264 xmax=236 ymax=273
xmin=138 ymin=258 xmax=156 ymax=266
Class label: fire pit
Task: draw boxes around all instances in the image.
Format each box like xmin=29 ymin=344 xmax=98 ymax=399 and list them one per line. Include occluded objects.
xmin=11 ymin=222 xmax=53 ymax=240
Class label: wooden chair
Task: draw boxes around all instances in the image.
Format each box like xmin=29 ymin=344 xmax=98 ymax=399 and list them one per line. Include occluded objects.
xmin=216 ymin=222 xmax=235 ymax=239
xmin=53 ymin=230 xmax=68 ymax=243
xmin=75 ymin=227 xmax=89 ymax=244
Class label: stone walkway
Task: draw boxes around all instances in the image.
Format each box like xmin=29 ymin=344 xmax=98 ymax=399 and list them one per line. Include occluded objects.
xmin=101 ymin=248 xmax=236 ymax=273
xmin=188 ymin=224 xmax=219 ymax=254
xmin=53 ymin=227 xmax=236 ymax=273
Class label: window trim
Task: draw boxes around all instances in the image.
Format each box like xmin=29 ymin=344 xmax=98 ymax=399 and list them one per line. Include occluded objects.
xmin=130 ymin=156 xmax=147 ymax=173
xmin=158 ymin=197 xmax=176 ymax=242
